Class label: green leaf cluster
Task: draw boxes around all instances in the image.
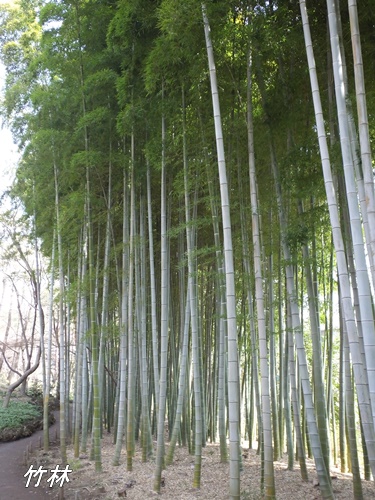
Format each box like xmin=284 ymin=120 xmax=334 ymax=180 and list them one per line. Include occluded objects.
xmin=0 ymin=400 xmax=41 ymax=431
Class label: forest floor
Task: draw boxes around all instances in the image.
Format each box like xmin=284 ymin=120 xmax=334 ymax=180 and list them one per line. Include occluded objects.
xmin=27 ymin=432 xmax=375 ymax=500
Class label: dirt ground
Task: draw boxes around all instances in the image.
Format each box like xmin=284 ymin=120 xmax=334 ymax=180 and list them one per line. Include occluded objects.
xmin=26 ymin=433 xmax=375 ymax=500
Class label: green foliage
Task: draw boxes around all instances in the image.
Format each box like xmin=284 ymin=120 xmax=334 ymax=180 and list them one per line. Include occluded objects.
xmin=69 ymin=458 xmax=83 ymax=471
xmin=0 ymin=400 xmax=41 ymax=431
xmin=27 ymin=380 xmax=44 ymax=404
xmin=284 ymin=219 xmax=309 ymax=255
xmin=0 ymin=0 xmax=374 ymax=494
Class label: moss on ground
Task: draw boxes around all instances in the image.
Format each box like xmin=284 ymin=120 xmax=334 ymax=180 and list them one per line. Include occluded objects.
xmin=0 ymin=399 xmax=54 ymax=442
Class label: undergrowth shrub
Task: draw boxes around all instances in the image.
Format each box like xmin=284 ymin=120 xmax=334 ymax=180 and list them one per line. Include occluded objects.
xmin=0 ymin=400 xmax=41 ymax=431
xmin=27 ymin=380 xmax=44 ymax=405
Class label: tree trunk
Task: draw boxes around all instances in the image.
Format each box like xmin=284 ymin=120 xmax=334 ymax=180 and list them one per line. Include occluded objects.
xmin=154 ymin=95 xmax=170 ymax=492
xmin=299 ymin=0 xmax=375 ymax=475
xmin=247 ymin=48 xmax=275 ymax=498
xmin=202 ymin=5 xmax=240 ymax=498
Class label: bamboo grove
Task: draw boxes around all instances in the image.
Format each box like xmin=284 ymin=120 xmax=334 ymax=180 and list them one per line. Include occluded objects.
xmin=0 ymin=0 xmax=375 ymax=498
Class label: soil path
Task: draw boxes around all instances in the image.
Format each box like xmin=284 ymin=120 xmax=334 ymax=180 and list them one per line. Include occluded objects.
xmin=0 ymin=411 xmax=60 ymax=500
